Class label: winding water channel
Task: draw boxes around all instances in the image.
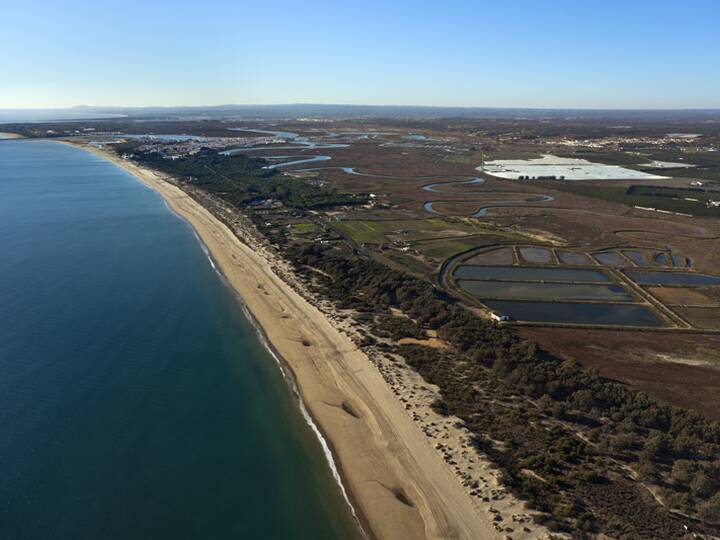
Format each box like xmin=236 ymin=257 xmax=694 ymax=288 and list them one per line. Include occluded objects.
xmin=221 ymin=129 xmax=717 ymax=329
xmin=223 ymin=129 xmax=558 ymax=219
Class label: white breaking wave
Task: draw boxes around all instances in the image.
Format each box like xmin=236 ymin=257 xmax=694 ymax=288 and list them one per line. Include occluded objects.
xmin=191 ymin=230 xmax=219 ymax=273
xmin=238 ymin=302 xmax=369 ymax=540
xmin=126 ymin=160 xmax=367 ymax=538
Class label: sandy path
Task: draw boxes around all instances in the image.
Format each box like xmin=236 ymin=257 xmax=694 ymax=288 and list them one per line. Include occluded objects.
xmin=67 ymin=142 xmax=502 ymax=540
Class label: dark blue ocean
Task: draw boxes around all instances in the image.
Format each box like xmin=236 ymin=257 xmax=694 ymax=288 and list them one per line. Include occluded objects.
xmin=0 ymin=140 xmax=359 ymax=539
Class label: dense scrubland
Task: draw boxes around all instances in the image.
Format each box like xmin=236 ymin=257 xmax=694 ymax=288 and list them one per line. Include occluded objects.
xmin=124 ymin=146 xmax=367 ymax=209
xmin=118 ymin=139 xmax=720 ymax=538
xmin=535 ymin=180 xmax=720 ymax=217
xmin=286 ymin=244 xmax=720 ymax=538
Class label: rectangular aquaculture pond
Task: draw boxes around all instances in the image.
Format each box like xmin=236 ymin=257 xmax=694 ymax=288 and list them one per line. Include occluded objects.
xmin=458 ymin=280 xmax=633 ymax=302
xmin=484 ymin=300 xmax=663 ymax=327
xmin=557 ymin=251 xmax=592 ymax=265
xmin=593 ymin=252 xmax=628 ymax=267
xmin=453 ymin=265 xmax=611 ymax=282
xmin=625 ymin=271 xmax=720 ymax=286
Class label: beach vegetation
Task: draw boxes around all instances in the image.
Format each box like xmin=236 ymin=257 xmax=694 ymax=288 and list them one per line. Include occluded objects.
xmin=285 ymin=241 xmax=720 ymax=538
xmin=128 ymin=147 xmax=368 ymax=210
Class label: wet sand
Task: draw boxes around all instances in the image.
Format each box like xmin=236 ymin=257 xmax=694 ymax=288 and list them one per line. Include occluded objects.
xmin=63 ymin=140 xmax=543 ymax=540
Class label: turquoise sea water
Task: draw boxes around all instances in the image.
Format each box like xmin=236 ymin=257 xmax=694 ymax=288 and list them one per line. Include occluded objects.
xmin=0 ymin=140 xmax=360 ymax=540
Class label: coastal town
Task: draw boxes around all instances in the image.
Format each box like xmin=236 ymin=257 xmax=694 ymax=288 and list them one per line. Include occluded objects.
xmin=7 ymin=110 xmax=714 ymax=539
xmin=2 ymin=2 xmax=719 ymax=538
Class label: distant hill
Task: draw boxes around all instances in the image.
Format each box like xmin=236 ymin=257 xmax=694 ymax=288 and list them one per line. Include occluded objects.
xmin=3 ymin=104 xmax=720 ymax=123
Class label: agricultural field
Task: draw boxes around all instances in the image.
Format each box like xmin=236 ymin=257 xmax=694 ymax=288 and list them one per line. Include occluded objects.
xmin=42 ymin=112 xmax=720 ymax=536
xmin=329 ymin=217 xmax=534 ymax=273
xmin=330 ymin=217 xmax=480 ymax=244
xmin=519 ymin=326 xmax=720 ymax=420
xmin=145 ymin=115 xmax=720 ymax=536
xmin=648 ymin=286 xmax=720 ymax=305
xmin=675 ymin=307 xmax=720 ymax=330
xmin=289 ymin=222 xmax=320 ymax=234
xmin=529 ymin=180 xmax=720 ymax=217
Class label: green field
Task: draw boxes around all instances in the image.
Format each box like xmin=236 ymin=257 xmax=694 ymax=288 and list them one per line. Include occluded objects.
xmin=331 ymin=218 xmax=496 ymax=244
xmin=536 ymin=181 xmax=720 ymax=217
xmin=411 ymin=236 xmax=504 ymax=262
xmin=373 ymin=250 xmax=436 ymax=277
xmin=333 ymin=218 xmax=533 ymax=275
xmin=628 ymin=185 xmax=719 ymax=201
xmin=290 ymin=222 xmax=320 ymax=234
xmin=561 ymin=150 xmax=647 ymax=166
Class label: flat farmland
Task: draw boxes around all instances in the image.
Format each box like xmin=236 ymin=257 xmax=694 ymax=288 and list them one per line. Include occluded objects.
xmin=331 ymin=218 xmax=504 ymax=244
xmin=518 ymin=327 xmax=720 ymax=420
xmin=648 ymin=286 xmax=720 ymax=305
xmin=675 ymin=307 xmax=720 ymax=330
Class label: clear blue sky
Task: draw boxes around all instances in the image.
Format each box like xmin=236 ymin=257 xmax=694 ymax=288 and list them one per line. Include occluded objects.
xmin=1 ymin=0 xmax=718 ymax=109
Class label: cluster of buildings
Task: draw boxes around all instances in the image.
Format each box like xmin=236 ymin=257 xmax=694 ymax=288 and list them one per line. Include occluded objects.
xmin=133 ymin=136 xmax=282 ymax=159
xmin=551 ymin=133 xmax=710 ymax=150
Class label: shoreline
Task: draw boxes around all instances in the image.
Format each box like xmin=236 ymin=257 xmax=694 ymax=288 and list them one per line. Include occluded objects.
xmin=154 ymin=196 xmax=370 ymax=534
xmin=55 ymin=140 xmax=373 ymax=536
xmin=61 ymin=139 xmax=526 ymax=540
xmin=0 ymin=132 xmax=24 ymax=140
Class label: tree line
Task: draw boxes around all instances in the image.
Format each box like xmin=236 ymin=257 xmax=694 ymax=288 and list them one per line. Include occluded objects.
xmin=126 ymin=146 xmax=367 ymax=210
xmin=287 ymin=242 xmax=720 ymax=538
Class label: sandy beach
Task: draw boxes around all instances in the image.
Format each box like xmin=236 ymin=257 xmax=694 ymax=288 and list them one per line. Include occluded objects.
xmin=0 ymin=132 xmax=24 ymax=139
xmin=64 ymin=140 xmax=547 ymax=540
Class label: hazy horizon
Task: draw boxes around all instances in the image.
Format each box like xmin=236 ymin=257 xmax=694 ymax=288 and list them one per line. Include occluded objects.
xmin=3 ymin=103 xmax=720 ymax=125
xmin=2 ymin=0 xmax=718 ymax=110
xmin=3 ymin=103 xmax=720 ymax=112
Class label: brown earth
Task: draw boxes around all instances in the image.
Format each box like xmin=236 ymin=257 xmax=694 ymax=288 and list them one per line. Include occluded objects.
xmin=518 ymin=327 xmax=720 ymax=421
xmin=648 ymin=286 xmax=720 ymax=305
xmin=674 ymin=307 xmax=720 ymax=330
